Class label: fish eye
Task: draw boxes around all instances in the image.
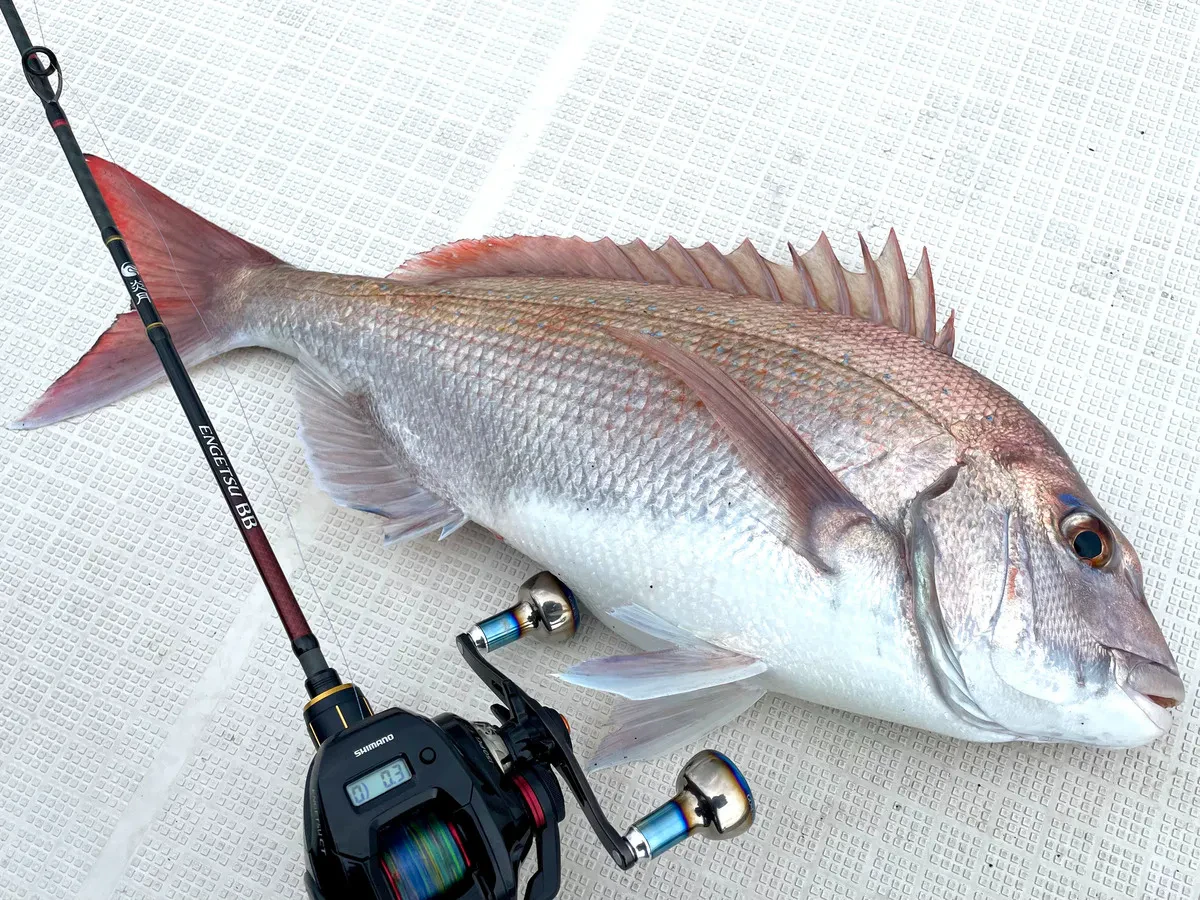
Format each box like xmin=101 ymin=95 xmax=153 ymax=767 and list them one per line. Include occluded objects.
xmin=1060 ymin=511 xmax=1113 ymax=567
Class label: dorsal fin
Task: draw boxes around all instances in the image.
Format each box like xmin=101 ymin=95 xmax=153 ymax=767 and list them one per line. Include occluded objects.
xmin=389 ymin=230 xmax=956 ymax=355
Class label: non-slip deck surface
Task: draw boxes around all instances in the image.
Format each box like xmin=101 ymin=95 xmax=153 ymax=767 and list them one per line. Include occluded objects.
xmin=0 ymin=0 xmax=1197 ymax=897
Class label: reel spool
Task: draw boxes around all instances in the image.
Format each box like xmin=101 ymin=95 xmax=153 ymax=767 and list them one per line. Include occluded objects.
xmin=301 ymin=572 xmax=755 ymax=900
xmin=379 ymin=812 xmax=471 ymax=900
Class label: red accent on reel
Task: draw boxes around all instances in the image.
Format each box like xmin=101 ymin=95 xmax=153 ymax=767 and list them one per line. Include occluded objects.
xmin=513 ymin=775 xmax=545 ymax=829
xmin=448 ymin=822 xmax=472 ymax=867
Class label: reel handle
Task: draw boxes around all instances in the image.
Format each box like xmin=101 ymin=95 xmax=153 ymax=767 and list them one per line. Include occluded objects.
xmin=462 ymin=572 xmax=756 ymax=875
xmin=624 ymin=750 xmax=755 ymax=859
xmin=469 ymin=572 xmax=580 ymax=651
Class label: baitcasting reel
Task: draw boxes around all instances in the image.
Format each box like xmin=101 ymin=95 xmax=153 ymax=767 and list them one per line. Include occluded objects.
xmin=301 ymin=572 xmax=755 ymax=900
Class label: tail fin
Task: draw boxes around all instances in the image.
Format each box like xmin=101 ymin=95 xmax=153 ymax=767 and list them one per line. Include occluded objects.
xmin=10 ymin=156 xmax=282 ymax=429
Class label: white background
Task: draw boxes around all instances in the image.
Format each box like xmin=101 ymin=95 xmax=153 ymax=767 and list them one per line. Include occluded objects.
xmin=1 ymin=0 xmax=1197 ymax=897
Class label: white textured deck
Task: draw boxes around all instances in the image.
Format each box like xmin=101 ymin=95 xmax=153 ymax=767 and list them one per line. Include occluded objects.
xmin=0 ymin=0 xmax=1197 ymax=897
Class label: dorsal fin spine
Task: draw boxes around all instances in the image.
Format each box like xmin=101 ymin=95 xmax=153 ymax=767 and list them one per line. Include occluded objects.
xmin=666 ymin=236 xmax=713 ymax=288
xmin=935 ymin=310 xmax=956 ymax=356
xmin=858 ymin=233 xmax=887 ymax=325
xmin=597 ymin=237 xmax=645 ymax=281
xmin=389 ymin=231 xmax=952 ymax=356
xmin=629 ymin=238 xmax=677 ymax=284
xmin=915 ymin=248 xmax=936 ymax=344
xmin=746 ymin=240 xmax=783 ymax=303
xmin=697 ymin=242 xmax=748 ymax=294
xmin=882 ymin=229 xmax=914 ymax=334
xmin=815 ymin=233 xmax=853 ymax=316
xmin=788 ymin=242 xmax=820 ymax=309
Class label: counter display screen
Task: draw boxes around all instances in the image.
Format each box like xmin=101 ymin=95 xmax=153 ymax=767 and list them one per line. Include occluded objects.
xmin=345 ymin=757 xmax=413 ymax=807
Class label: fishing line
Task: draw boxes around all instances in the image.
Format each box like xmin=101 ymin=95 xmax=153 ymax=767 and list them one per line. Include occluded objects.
xmin=379 ymin=812 xmax=471 ymax=900
xmin=40 ymin=6 xmax=363 ymax=708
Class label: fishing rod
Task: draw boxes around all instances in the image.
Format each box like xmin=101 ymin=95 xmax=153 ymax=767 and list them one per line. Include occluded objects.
xmin=0 ymin=0 xmax=331 ymax=688
xmin=3 ymin=4 xmax=755 ymax=899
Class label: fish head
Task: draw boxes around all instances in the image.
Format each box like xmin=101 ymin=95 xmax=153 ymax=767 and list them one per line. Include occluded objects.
xmin=916 ymin=446 xmax=1184 ymax=747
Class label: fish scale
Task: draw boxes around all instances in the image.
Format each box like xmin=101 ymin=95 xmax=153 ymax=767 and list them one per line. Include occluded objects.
xmin=17 ymin=157 xmax=1184 ymax=768
xmin=243 ymin=271 xmax=952 ymax=527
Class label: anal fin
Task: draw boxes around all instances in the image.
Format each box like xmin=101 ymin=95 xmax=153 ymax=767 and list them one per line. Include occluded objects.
xmin=560 ymin=603 xmax=765 ymax=700
xmin=294 ymin=360 xmax=468 ymax=543
xmin=587 ymin=681 xmax=766 ymax=771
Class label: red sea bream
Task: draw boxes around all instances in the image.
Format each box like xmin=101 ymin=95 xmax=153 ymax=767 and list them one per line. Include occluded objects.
xmin=14 ymin=157 xmax=1185 ymax=768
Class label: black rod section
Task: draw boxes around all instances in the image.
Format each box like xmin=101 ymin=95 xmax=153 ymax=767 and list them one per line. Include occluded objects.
xmin=2 ymin=0 xmax=329 ymax=670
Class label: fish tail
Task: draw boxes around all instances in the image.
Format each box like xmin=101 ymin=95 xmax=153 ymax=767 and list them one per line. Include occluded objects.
xmin=9 ymin=156 xmax=282 ymax=430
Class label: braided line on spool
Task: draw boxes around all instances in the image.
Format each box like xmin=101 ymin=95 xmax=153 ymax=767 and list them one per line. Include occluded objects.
xmin=380 ymin=812 xmax=469 ymax=900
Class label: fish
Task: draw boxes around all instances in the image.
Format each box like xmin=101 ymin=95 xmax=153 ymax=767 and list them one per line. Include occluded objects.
xmin=13 ymin=157 xmax=1185 ymax=769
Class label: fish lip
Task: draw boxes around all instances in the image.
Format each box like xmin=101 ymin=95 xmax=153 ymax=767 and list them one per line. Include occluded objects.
xmin=1107 ymin=647 xmax=1185 ymax=733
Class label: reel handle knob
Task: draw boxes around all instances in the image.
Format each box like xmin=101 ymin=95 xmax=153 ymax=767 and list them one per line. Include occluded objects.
xmin=469 ymin=571 xmax=580 ymax=652
xmin=624 ymin=750 xmax=754 ymax=860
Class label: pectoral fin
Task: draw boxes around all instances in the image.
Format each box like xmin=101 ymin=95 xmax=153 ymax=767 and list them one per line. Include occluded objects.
xmin=560 ymin=602 xmax=765 ymax=700
xmin=606 ymin=328 xmax=872 ymax=572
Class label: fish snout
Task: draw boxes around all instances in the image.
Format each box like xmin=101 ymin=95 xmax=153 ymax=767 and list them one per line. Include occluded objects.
xmin=1124 ymin=657 xmax=1185 ymax=709
xmin=1110 ymin=647 xmax=1185 ymax=731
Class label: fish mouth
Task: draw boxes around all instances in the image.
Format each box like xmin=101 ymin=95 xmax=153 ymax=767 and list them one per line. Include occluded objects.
xmin=1109 ymin=648 xmax=1186 ymax=732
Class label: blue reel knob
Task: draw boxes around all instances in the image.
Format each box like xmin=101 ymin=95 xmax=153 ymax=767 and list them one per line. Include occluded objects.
xmin=624 ymin=750 xmax=755 ymax=859
xmin=470 ymin=572 xmax=580 ymax=652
